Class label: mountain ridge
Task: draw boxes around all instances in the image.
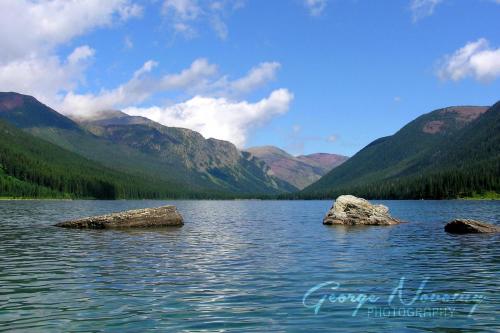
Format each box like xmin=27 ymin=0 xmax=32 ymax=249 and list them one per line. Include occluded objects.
xmin=0 ymin=92 xmax=295 ymax=196
xmin=301 ymin=102 xmax=499 ymax=199
xmin=246 ymin=145 xmax=348 ymax=189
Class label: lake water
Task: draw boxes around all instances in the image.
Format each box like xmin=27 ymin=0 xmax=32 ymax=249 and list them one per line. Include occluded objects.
xmin=0 ymin=200 xmax=498 ymax=332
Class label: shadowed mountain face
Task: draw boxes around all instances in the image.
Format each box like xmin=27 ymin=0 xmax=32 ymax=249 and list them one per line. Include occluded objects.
xmin=245 ymin=146 xmax=348 ymax=189
xmin=0 ymin=92 xmax=79 ymax=130
xmin=302 ymin=103 xmax=499 ymax=199
xmin=0 ymin=92 xmax=295 ymax=196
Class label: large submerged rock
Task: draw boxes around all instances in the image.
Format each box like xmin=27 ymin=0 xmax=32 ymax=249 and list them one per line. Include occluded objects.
xmin=444 ymin=219 xmax=499 ymax=234
xmin=56 ymin=206 xmax=184 ymax=229
xmin=323 ymin=195 xmax=400 ymax=225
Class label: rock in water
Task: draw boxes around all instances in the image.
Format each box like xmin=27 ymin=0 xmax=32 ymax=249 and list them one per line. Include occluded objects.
xmin=444 ymin=219 xmax=499 ymax=234
xmin=56 ymin=206 xmax=184 ymax=229
xmin=323 ymin=195 xmax=400 ymax=225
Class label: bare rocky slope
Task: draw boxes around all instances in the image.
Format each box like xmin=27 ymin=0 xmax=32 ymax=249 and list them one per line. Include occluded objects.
xmin=246 ymin=146 xmax=348 ymax=189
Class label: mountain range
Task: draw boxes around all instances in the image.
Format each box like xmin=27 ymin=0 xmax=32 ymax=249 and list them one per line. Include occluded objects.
xmin=245 ymin=146 xmax=348 ymax=189
xmin=0 ymin=91 xmax=498 ymax=199
xmin=0 ymin=92 xmax=295 ymax=198
xmin=301 ymin=103 xmax=500 ymax=199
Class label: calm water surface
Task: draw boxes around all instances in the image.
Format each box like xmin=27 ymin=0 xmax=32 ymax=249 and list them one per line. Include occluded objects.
xmin=0 ymin=200 xmax=499 ymax=332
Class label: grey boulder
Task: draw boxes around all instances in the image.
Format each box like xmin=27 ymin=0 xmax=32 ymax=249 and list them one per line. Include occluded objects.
xmin=56 ymin=206 xmax=184 ymax=229
xmin=323 ymin=195 xmax=400 ymax=225
xmin=444 ymin=219 xmax=499 ymax=234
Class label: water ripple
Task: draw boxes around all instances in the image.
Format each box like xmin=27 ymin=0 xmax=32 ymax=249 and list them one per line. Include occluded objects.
xmin=0 ymin=200 xmax=498 ymax=332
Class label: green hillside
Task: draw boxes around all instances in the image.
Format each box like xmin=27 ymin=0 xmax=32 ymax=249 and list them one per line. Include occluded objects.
xmin=0 ymin=119 xmax=197 ymax=199
xmin=300 ymin=103 xmax=500 ymax=199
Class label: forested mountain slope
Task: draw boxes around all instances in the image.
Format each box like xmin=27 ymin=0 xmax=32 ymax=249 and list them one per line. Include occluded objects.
xmin=0 ymin=119 xmax=192 ymax=199
xmin=301 ymin=103 xmax=499 ymax=199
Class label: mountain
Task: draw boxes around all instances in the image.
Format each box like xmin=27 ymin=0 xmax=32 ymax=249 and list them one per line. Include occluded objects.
xmin=0 ymin=92 xmax=79 ymax=130
xmin=245 ymin=146 xmax=348 ymax=189
xmin=0 ymin=92 xmax=294 ymax=197
xmin=302 ymin=103 xmax=500 ymax=199
xmin=79 ymin=110 xmax=296 ymax=194
xmin=0 ymin=118 xmax=192 ymax=199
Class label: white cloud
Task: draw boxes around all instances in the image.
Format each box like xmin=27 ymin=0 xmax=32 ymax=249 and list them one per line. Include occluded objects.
xmin=67 ymin=46 xmax=96 ymax=65
xmin=203 ymin=61 xmax=281 ymax=97
xmin=162 ymin=0 xmax=242 ymax=39
xmin=60 ymin=58 xmax=218 ymax=116
xmin=0 ymin=0 xmax=142 ymax=63
xmin=123 ymin=89 xmax=293 ymax=147
xmin=410 ymin=0 xmax=442 ymax=22
xmin=0 ymin=0 xmax=142 ymax=107
xmin=437 ymin=38 xmax=500 ymax=82
xmin=58 ymin=57 xmax=285 ymax=127
xmin=304 ymin=0 xmax=327 ymax=16
xmin=229 ymin=62 xmax=281 ymax=95
xmin=0 ymin=45 xmax=95 ymax=106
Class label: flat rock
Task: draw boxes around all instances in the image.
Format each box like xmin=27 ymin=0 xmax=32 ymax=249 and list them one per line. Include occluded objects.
xmin=444 ymin=219 xmax=499 ymax=234
xmin=323 ymin=195 xmax=400 ymax=225
xmin=56 ymin=206 xmax=184 ymax=229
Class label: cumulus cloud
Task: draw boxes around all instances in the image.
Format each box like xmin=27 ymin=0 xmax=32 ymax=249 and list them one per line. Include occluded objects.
xmin=229 ymin=62 xmax=281 ymax=94
xmin=437 ymin=38 xmax=500 ymax=82
xmin=123 ymin=89 xmax=293 ymax=147
xmin=60 ymin=58 xmax=218 ymax=116
xmin=0 ymin=45 xmax=95 ymax=105
xmin=0 ymin=0 xmax=142 ymax=63
xmin=410 ymin=0 xmax=442 ymax=22
xmin=304 ymin=0 xmax=327 ymax=16
xmin=0 ymin=0 xmax=142 ymax=107
xmin=162 ymin=0 xmax=243 ymax=40
xmin=206 ymin=62 xmax=282 ymax=97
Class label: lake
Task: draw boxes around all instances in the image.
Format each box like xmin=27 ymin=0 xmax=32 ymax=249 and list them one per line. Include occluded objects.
xmin=0 ymin=200 xmax=498 ymax=332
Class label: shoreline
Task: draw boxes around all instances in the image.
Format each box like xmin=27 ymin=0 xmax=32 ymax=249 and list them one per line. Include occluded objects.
xmin=1 ymin=197 xmax=498 ymax=201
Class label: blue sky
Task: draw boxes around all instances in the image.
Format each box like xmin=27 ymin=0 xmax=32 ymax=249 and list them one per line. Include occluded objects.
xmin=0 ymin=0 xmax=499 ymax=156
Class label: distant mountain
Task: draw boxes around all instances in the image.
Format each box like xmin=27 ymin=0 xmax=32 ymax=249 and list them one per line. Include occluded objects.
xmin=0 ymin=92 xmax=294 ymax=197
xmin=246 ymin=146 xmax=348 ymax=189
xmin=302 ymin=103 xmax=499 ymax=199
